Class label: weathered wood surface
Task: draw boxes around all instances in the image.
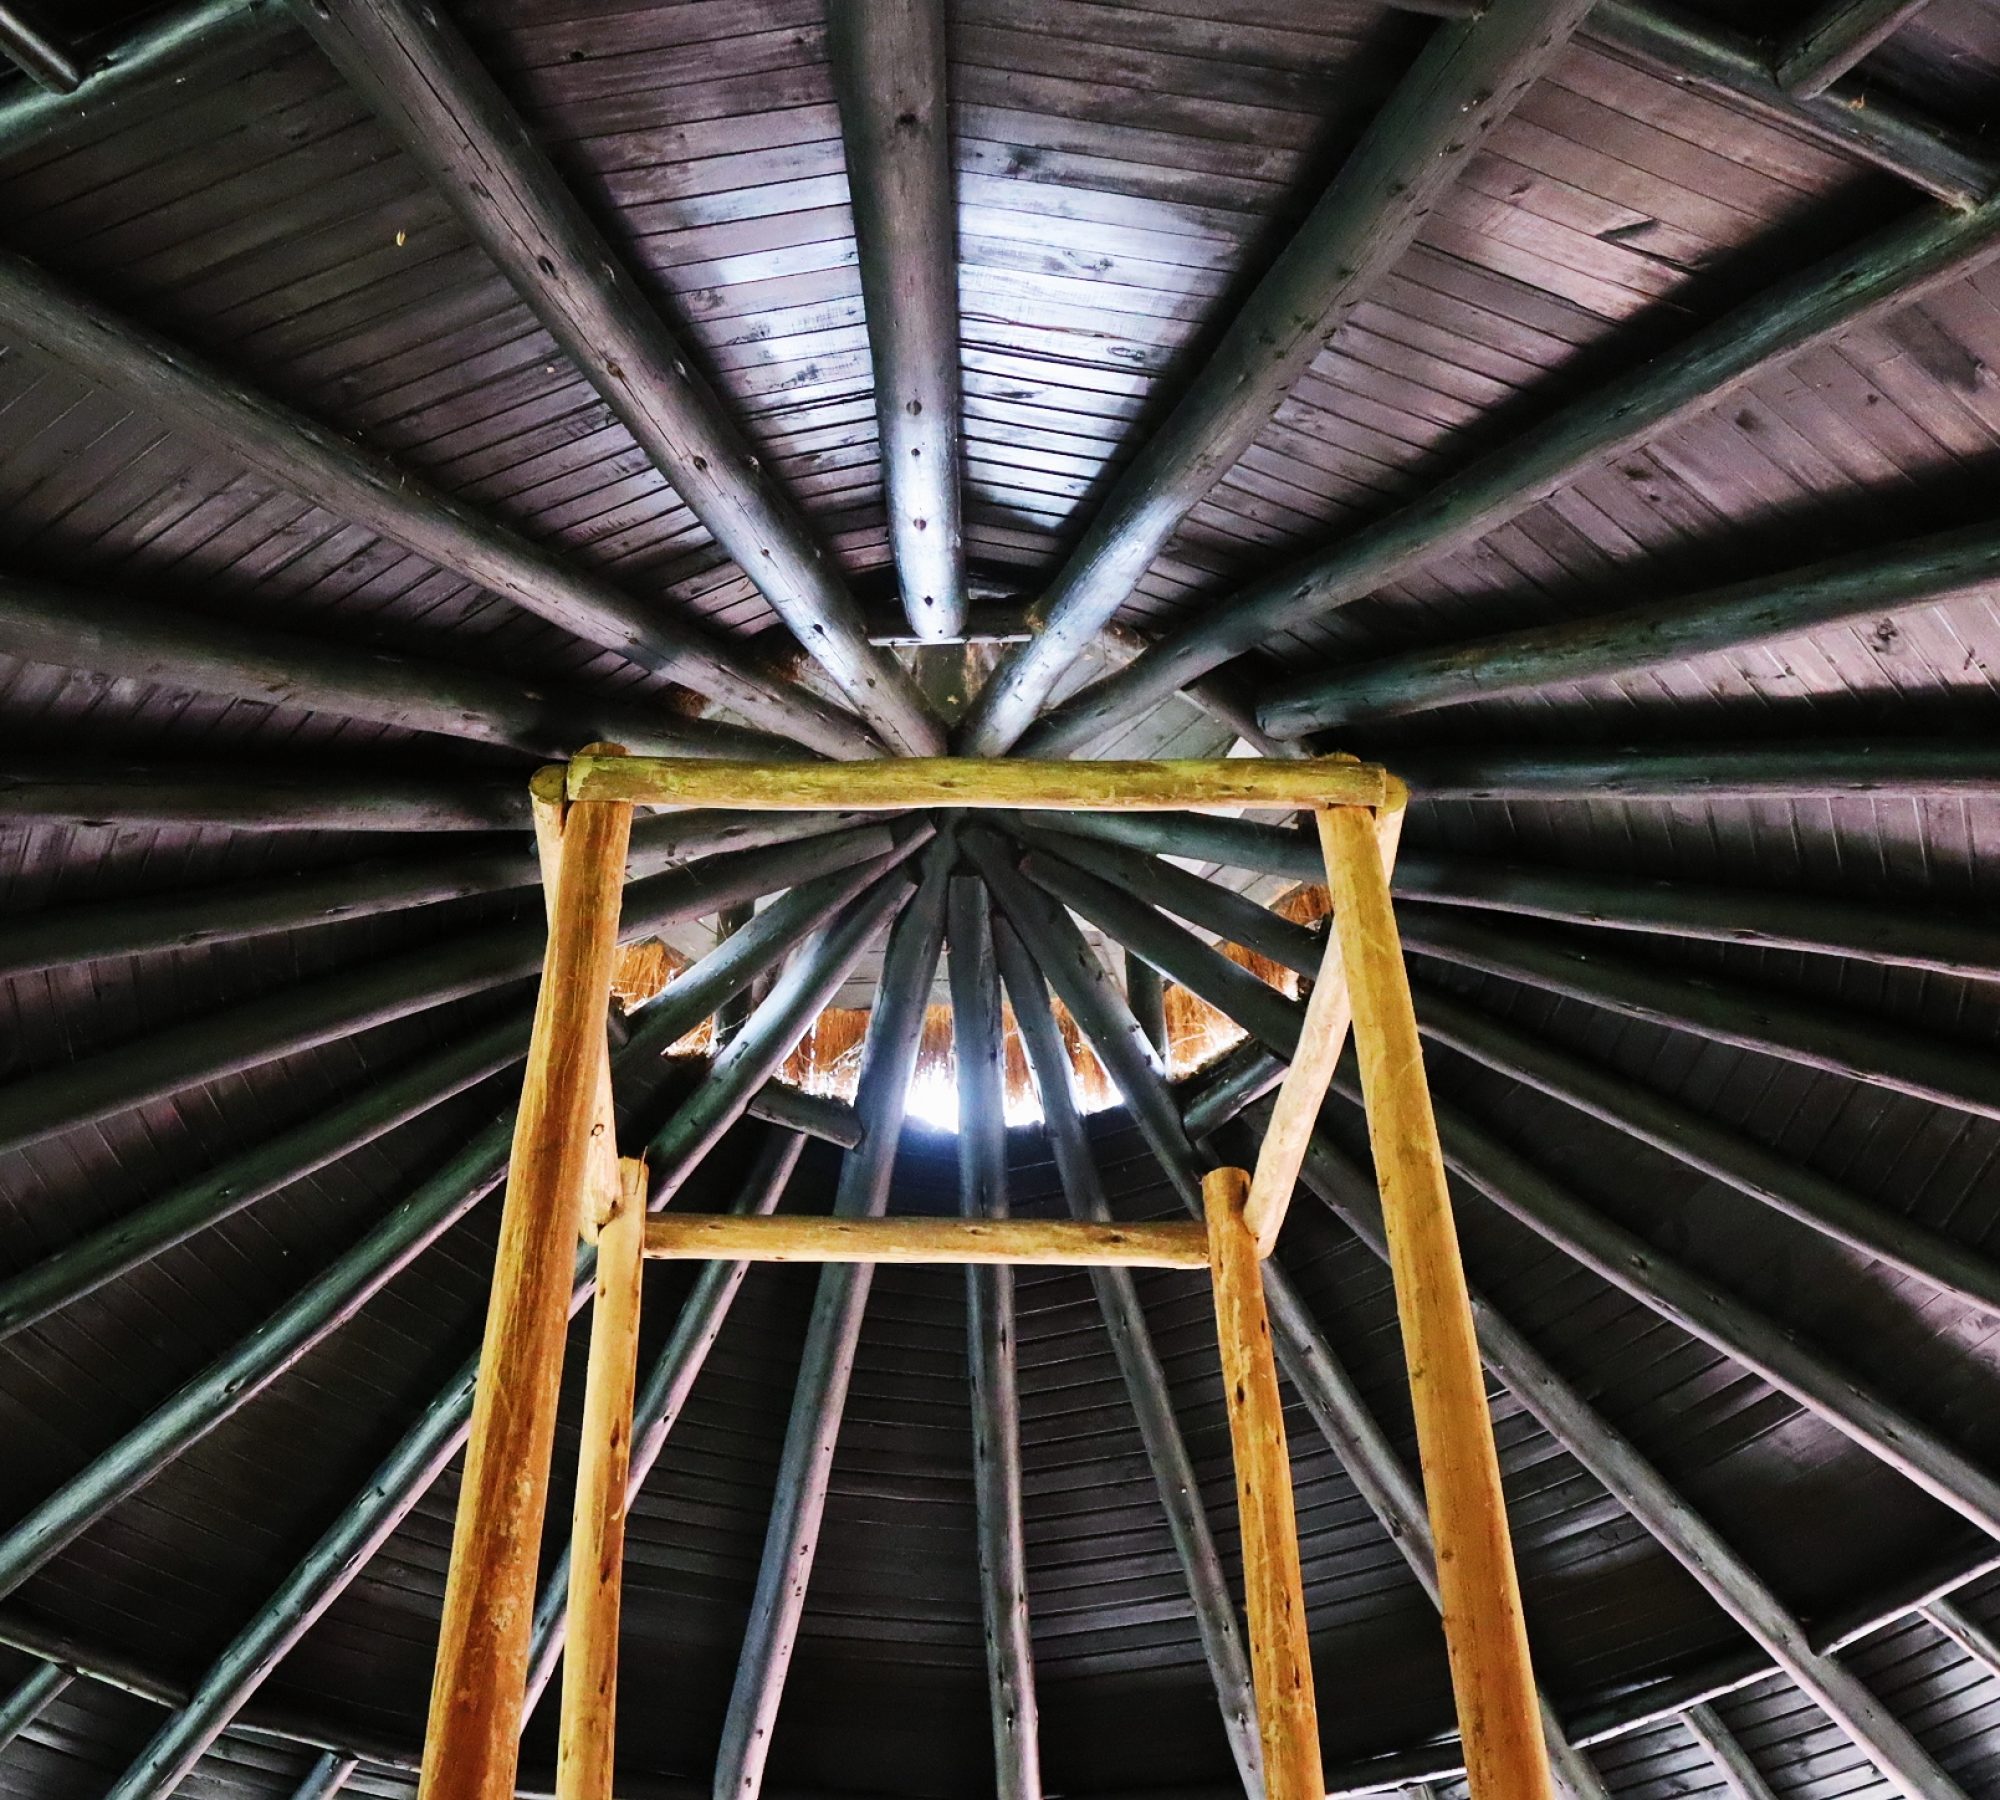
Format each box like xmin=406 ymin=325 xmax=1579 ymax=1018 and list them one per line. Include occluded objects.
xmin=569 ymin=754 xmax=1385 ymax=813
xmin=556 ymin=1161 xmax=648 ymax=1800
xmin=1775 ymin=0 xmax=1936 ymax=97
xmin=419 ymin=784 xmax=631 ymax=1800
xmin=1203 ymin=1166 xmax=1324 ymax=1800
xmin=643 ymin=1214 xmax=1209 ymax=1268
xmin=1323 ymin=804 xmax=1551 ymax=1800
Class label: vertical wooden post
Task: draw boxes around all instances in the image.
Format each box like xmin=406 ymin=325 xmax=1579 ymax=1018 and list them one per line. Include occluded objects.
xmin=1203 ymin=1165 xmax=1323 ymax=1800
xmin=1321 ymin=802 xmax=1551 ymax=1800
xmin=557 ymin=1157 xmax=649 ymax=1800
xmin=418 ymin=760 xmax=634 ymax=1800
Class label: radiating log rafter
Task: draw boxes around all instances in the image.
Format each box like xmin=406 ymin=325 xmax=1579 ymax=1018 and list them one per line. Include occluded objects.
xmin=829 ymin=0 xmax=966 ymax=644
xmin=962 ymin=0 xmax=1598 ymax=754
xmin=1021 ymin=186 xmax=2000 ymax=756
xmin=1775 ymin=0 xmax=1937 ymax=99
xmin=282 ymin=0 xmax=940 ymax=757
xmin=0 ymin=254 xmax=876 ymax=761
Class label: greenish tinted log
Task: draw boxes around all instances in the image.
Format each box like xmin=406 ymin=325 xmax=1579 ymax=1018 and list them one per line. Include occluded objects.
xmin=284 ymin=0 xmax=934 ymax=755
xmin=1398 ymin=905 xmax=2000 ymax=1122
xmin=949 ymin=879 xmax=1041 ymax=1800
xmin=1124 ymin=951 xmax=1167 ymax=1055
xmin=1390 ymin=741 xmax=2000 ymax=802
xmin=523 ymin=1129 xmax=806 ymax=1713
xmin=1023 ymin=186 xmax=2000 ymax=755
xmin=1293 ymin=1130 xmax=1964 ymax=1800
xmin=0 ymin=809 xmax=873 ymax=978
xmin=1592 ymin=2 xmax=1989 ymax=201
xmin=0 ymin=253 xmax=874 ymax=758
xmin=962 ymin=0 xmax=1596 ymax=752
xmin=1262 ymin=517 xmax=2000 ymax=734
xmin=829 ymin=0 xmax=965 ymax=642
xmin=0 ymin=759 xmax=523 ymax=832
xmin=1777 ymin=1 xmax=1937 ymax=100
xmin=1180 ymin=1042 xmax=1289 ymax=1142
xmin=0 ymin=573 xmax=791 ymax=759
xmin=0 ymin=1015 xmax=529 ymax=1341
xmin=286 ymin=1752 xmax=361 ymax=1800
xmin=1416 ymin=985 xmax=2000 ymax=1316
xmin=1012 ymin=817 xmax=1322 ymax=977
xmin=0 ymin=1658 xmax=71 ymax=1753
xmin=1019 ymin=810 xmax=1322 ymax=884
xmin=0 ymin=5 xmax=80 ymax=90
xmin=714 ymin=847 xmax=953 ymax=1800
xmin=743 ymin=1082 xmax=863 ymax=1149
xmin=996 ymin=917 xmax=1263 ymax=1795
xmin=1394 ymin=853 xmax=2000 ymax=980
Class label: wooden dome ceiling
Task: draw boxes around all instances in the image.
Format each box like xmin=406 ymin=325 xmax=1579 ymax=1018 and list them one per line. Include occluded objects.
xmin=3 ymin=3 xmax=2000 ymax=1800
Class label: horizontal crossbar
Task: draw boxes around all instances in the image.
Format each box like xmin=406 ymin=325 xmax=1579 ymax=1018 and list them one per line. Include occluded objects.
xmin=642 ymin=1214 xmax=1211 ymax=1267
xmin=566 ymin=756 xmax=1388 ymax=813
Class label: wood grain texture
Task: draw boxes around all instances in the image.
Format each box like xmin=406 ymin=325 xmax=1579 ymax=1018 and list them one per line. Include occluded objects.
xmin=643 ymin=1214 xmax=1208 ymax=1267
xmin=1322 ymin=803 xmax=1550 ymax=1800
xmin=1202 ymin=1165 xmax=1322 ymax=1800
xmin=556 ymin=1159 xmax=648 ymax=1800
xmin=417 ymin=784 xmax=633 ymax=1800
xmin=568 ymin=754 xmax=1385 ymax=812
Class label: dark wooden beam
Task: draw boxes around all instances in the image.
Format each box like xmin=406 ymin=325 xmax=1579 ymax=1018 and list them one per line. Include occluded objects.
xmin=1023 ymin=810 xmax=1323 ymax=885
xmin=993 ymin=916 xmax=1264 ymax=1796
xmin=0 ymin=3 xmax=80 ymax=91
xmin=641 ymin=872 xmax=918 ymax=1204
xmin=0 ymin=810 xmax=874 ymax=979
xmin=1398 ymin=905 xmax=2000 ymax=1123
xmin=1375 ymin=1079 xmax=2000 ymax=1541
xmin=0 ymin=254 xmax=876 ymax=760
xmin=949 ymin=879 xmax=1042 ymax=1800
xmin=0 ymin=573 xmax=794 ymax=760
xmin=0 ymin=1658 xmax=71 ymax=1753
xmin=1023 ymin=188 xmax=2000 ymax=756
xmin=284 ymin=0 xmax=939 ymax=756
xmin=1294 ymin=1131 xmax=1967 ymax=1800
xmin=1775 ymin=0 xmax=1937 ymax=99
xmin=714 ymin=847 xmax=954 ymax=1800
xmin=1261 ymin=518 xmax=2000 ymax=735
xmin=1124 ymin=950 xmax=1168 ymax=1057
xmin=743 ymin=1081 xmax=863 ymax=1150
xmin=0 ymin=759 xmax=524 ymax=833
xmin=1390 ymin=741 xmax=2000 ymax=803
xmin=1922 ymin=1598 xmax=2000 ymax=1683
xmin=962 ymin=0 xmax=1597 ymax=753
xmin=1415 ymin=984 xmax=2000 ymax=1317
xmin=1590 ymin=2 xmax=1989 ymax=202
xmin=1680 ymin=1706 xmax=1783 ymax=1800
xmin=0 ymin=0 xmax=262 ymax=159
xmin=288 ymin=1754 xmax=361 ymax=1800
xmin=828 ymin=0 xmax=966 ymax=643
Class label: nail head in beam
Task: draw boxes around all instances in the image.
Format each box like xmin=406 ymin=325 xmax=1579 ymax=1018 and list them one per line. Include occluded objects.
xmin=1775 ymin=0 xmax=1938 ymax=99
xmin=1245 ymin=793 xmax=1404 ymax=1257
xmin=1323 ymin=803 xmax=1551 ymax=1800
xmin=1203 ymin=1166 xmax=1325 ymax=1800
xmin=1680 ymin=1705 xmax=1783 ymax=1800
xmin=286 ymin=0 xmax=938 ymax=756
xmin=643 ymin=1215 xmax=1210 ymax=1268
xmin=419 ymin=787 xmax=633 ymax=1800
xmin=556 ymin=1161 xmax=648 ymax=1800
xmin=961 ymin=0 xmax=1597 ymax=754
xmin=828 ymin=0 xmax=966 ymax=642
xmin=568 ymin=756 xmax=1387 ymax=813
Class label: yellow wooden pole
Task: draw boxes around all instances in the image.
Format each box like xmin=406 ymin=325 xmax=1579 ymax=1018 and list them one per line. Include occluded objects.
xmin=417 ymin=766 xmax=634 ymax=1800
xmin=1203 ymin=1166 xmax=1323 ymax=1800
xmin=641 ymin=1213 xmax=1209 ymax=1267
xmin=556 ymin=1157 xmax=649 ymax=1800
xmin=1322 ymin=803 xmax=1552 ymax=1800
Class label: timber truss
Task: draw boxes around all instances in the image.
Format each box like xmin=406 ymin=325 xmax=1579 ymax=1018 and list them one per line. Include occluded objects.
xmin=420 ymin=754 xmax=1560 ymax=1800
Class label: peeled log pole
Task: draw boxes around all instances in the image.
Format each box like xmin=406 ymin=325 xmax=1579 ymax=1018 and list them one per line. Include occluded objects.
xmin=419 ymin=786 xmax=632 ymax=1800
xmin=0 ymin=1659 xmax=71 ymax=1753
xmin=960 ymin=0 xmax=1598 ymax=753
xmin=0 ymin=573 xmax=788 ymax=760
xmin=0 ymin=253 xmax=871 ymax=760
xmin=1776 ymin=0 xmax=1935 ymax=97
xmin=1322 ymin=805 xmax=1550 ymax=1800
xmin=1204 ymin=1166 xmax=1325 ymax=1800
xmin=994 ymin=919 xmax=1263 ymax=1796
xmin=1260 ymin=516 xmax=2000 ymax=734
xmin=286 ymin=0 xmax=936 ymax=756
xmin=556 ymin=1162 xmax=648 ymax=1800
xmin=287 ymin=1753 xmax=361 ymax=1800
xmin=949 ymin=878 xmax=1042 ymax=1800
xmin=713 ymin=851 xmax=953 ymax=1800
xmin=1681 ymin=1706 xmax=1784 ymax=1800
xmin=829 ymin=0 xmax=966 ymax=641
xmin=1025 ymin=185 xmax=2000 ymax=755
